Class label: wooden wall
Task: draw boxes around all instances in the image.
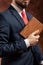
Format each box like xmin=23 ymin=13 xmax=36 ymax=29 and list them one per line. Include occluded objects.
xmin=26 ymin=0 xmax=43 ymax=53
xmin=0 ymin=0 xmax=12 ymax=12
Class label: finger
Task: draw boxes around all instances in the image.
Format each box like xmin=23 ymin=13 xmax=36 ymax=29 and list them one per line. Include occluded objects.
xmin=32 ymin=30 xmax=39 ymax=35
xmin=36 ymin=39 xmax=39 ymax=42
xmin=34 ymin=40 xmax=39 ymax=45
xmin=34 ymin=35 xmax=40 ymax=39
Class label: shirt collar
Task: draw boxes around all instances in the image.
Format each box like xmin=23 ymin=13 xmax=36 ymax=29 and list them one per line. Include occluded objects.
xmin=11 ymin=3 xmax=26 ymax=16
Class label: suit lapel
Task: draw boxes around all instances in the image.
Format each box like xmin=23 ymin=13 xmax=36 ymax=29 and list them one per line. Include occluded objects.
xmin=26 ymin=12 xmax=32 ymax=21
xmin=9 ymin=5 xmax=25 ymax=28
xmin=9 ymin=5 xmax=32 ymax=27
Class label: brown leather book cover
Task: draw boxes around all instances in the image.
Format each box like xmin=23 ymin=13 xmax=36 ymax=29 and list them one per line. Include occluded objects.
xmin=20 ymin=17 xmax=43 ymax=38
xmin=0 ymin=58 xmax=2 ymax=65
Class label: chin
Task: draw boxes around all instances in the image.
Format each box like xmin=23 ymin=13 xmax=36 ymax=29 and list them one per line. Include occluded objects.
xmin=16 ymin=2 xmax=28 ymax=8
xmin=22 ymin=3 xmax=28 ymax=8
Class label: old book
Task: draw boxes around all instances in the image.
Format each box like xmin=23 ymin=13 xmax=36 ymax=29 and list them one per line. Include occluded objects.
xmin=0 ymin=58 xmax=2 ymax=65
xmin=20 ymin=17 xmax=43 ymax=38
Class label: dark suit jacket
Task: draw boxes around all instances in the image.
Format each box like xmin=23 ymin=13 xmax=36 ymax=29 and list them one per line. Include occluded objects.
xmin=0 ymin=5 xmax=43 ymax=65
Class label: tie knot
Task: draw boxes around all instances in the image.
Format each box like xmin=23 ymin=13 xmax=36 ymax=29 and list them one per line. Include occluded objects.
xmin=21 ymin=10 xmax=25 ymax=17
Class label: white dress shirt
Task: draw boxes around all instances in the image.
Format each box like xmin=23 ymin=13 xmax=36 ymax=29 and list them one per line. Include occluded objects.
xmin=11 ymin=3 xmax=30 ymax=47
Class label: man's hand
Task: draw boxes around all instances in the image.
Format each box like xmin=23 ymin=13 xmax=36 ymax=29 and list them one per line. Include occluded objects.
xmin=27 ymin=30 xmax=40 ymax=46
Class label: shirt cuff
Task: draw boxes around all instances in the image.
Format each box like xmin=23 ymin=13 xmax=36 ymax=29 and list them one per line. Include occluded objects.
xmin=40 ymin=61 xmax=43 ymax=64
xmin=24 ymin=39 xmax=30 ymax=48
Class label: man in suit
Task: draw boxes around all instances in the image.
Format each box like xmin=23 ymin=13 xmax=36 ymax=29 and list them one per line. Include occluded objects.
xmin=0 ymin=0 xmax=43 ymax=65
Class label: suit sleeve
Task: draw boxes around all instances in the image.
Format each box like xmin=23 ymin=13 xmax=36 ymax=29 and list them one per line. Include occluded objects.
xmin=31 ymin=45 xmax=43 ymax=64
xmin=0 ymin=14 xmax=27 ymax=57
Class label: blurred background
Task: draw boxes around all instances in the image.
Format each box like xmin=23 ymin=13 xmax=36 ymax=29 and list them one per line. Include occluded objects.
xmin=0 ymin=0 xmax=43 ymax=53
xmin=0 ymin=0 xmax=12 ymax=12
xmin=26 ymin=0 xmax=43 ymax=54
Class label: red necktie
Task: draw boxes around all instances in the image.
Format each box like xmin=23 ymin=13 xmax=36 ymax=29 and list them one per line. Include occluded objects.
xmin=21 ymin=10 xmax=28 ymax=25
